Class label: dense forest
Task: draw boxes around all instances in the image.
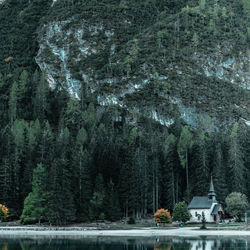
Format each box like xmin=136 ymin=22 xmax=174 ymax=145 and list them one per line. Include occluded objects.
xmin=0 ymin=0 xmax=249 ymax=225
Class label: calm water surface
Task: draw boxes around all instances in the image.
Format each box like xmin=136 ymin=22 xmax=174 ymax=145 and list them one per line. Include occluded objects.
xmin=0 ymin=236 xmax=249 ymax=250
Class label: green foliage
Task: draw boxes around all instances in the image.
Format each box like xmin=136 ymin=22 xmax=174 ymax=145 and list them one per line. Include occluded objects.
xmin=0 ymin=0 xmax=52 ymax=74
xmin=230 ymin=122 xmax=239 ymax=138
xmin=199 ymin=0 xmax=206 ymax=10
xmin=172 ymin=202 xmax=190 ymax=223
xmin=164 ymin=134 xmax=176 ymax=156
xmin=8 ymin=81 xmax=18 ymax=124
xmin=177 ymin=126 xmax=192 ymax=168
xmin=211 ymin=136 xmax=227 ymax=203
xmin=104 ymin=180 xmax=121 ymax=221
xmin=33 ymin=72 xmax=49 ymax=122
xmin=20 ymin=164 xmax=48 ymax=224
xmin=177 ymin=126 xmax=192 ymax=200
xmin=200 ymin=211 xmax=207 ymax=229
xmin=89 ymin=174 xmax=106 ymax=221
xmin=191 ymin=129 xmax=210 ymax=195
xmin=242 ymin=0 xmax=250 ymax=16
xmin=99 ymin=212 xmax=105 ymax=221
xmin=0 ymin=0 xmax=249 ymax=226
xmin=127 ymin=217 xmax=135 ymax=224
xmin=73 ymin=145 xmax=92 ymax=220
xmin=192 ymin=32 xmax=199 ymax=47
xmin=228 ymin=123 xmax=245 ymax=193
xmin=162 ymin=133 xmax=178 ymax=209
xmin=225 ymin=192 xmax=249 ymax=222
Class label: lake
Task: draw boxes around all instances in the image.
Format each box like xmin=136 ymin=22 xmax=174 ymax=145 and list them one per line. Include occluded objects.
xmin=0 ymin=236 xmax=249 ymax=250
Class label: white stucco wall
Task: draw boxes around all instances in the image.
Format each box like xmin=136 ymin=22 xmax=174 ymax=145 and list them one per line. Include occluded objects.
xmin=189 ymin=203 xmax=217 ymax=223
xmin=189 ymin=209 xmax=213 ymax=222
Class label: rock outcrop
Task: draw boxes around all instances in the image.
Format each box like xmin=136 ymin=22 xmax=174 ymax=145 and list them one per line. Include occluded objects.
xmin=35 ymin=1 xmax=250 ymax=128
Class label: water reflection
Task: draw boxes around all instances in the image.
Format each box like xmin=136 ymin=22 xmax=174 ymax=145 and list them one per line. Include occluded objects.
xmin=155 ymin=237 xmax=250 ymax=250
xmin=0 ymin=236 xmax=249 ymax=250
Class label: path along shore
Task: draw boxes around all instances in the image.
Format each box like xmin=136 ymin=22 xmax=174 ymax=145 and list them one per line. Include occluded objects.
xmin=0 ymin=226 xmax=250 ymax=238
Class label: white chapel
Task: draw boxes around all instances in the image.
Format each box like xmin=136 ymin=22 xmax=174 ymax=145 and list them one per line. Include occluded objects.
xmin=188 ymin=177 xmax=224 ymax=223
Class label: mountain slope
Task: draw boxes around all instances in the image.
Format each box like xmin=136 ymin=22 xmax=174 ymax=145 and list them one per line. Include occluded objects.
xmin=34 ymin=0 xmax=250 ymax=128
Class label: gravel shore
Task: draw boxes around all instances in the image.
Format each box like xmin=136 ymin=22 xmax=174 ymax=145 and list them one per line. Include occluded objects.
xmin=0 ymin=227 xmax=249 ymax=238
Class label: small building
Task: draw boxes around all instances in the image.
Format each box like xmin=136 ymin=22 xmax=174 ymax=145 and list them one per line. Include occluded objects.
xmin=188 ymin=177 xmax=224 ymax=223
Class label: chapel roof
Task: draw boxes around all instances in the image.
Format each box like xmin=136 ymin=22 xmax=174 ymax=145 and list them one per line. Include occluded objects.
xmin=188 ymin=196 xmax=214 ymax=209
xmin=208 ymin=176 xmax=216 ymax=199
xmin=211 ymin=204 xmax=221 ymax=215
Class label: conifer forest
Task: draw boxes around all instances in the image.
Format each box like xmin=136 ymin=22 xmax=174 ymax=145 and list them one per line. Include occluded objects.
xmin=0 ymin=0 xmax=249 ymax=224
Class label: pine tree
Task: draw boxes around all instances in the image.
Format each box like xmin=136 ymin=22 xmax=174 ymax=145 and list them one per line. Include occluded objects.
xmin=0 ymin=159 xmax=12 ymax=207
xmin=17 ymin=70 xmax=31 ymax=119
xmin=212 ymin=135 xmax=228 ymax=203
xmin=38 ymin=120 xmax=54 ymax=166
xmin=72 ymin=128 xmax=92 ymax=221
xmin=8 ymin=81 xmax=18 ymax=125
xmin=65 ymin=98 xmax=82 ymax=135
xmin=0 ymin=126 xmax=14 ymax=209
xmin=238 ymin=123 xmax=250 ymax=199
xmin=89 ymin=174 xmax=106 ymax=221
xmin=228 ymin=123 xmax=245 ymax=193
xmin=192 ymin=32 xmax=199 ymax=48
xmin=11 ymin=119 xmax=27 ymax=212
xmin=33 ymin=73 xmax=49 ymax=122
xmin=21 ymin=164 xmax=48 ymax=224
xmin=47 ymin=128 xmax=75 ymax=225
xmin=23 ymin=120 xmax=41 ymax=192
xmin=119 ymin=161 xmax=131 ymax=218
xmin=104 ymin=179 xmax=121 ymax=221
xmin=0 ymin=74 xmax=8 ymax=126
xmin=78 ymin=148 xmax=92 ymax=220
xmin=242 ymin=0 xmax=250 ymax=18
xmin=177 ymin=126 xmax=193 ymax=201
xmin=200 ymin=0 xmax=206 ymax=10
xmin=172 ymin=201 xmax=190 ymax=223
xmin=119 ymin=127 xmax=137 ymax=217
xmin=191 ymin=131 xmax=209 ymax=196
xmin=83 ymin=103 xmax=97 ymax=132
xmin=162 ymin=133 xmax=177 ymax=209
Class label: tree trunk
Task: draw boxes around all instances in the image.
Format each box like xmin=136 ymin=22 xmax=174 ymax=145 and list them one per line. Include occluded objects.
xmin=176 ymin=173 xmax=179 ymax=203
xmin=186 ymin=150 xmax=189 ymax=201
xmin=172 ymin=167 xmax=175 ymax=207
xmin=152 ymin=168 xmax=155 ymax=213
xmin=126 ymin=200 xmax=128 ymax=218
xmin=144 ymin=189 xmax=147 ymax=216
xmin=156 ymin=172 xmax=159 ymax=211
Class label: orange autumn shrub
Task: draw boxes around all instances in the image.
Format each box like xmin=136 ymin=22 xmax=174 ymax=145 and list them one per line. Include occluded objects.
xmin=0 ymin=204 xmax=8 ymax=220
xmin=154 ymin=208 xmax=172 ymax=224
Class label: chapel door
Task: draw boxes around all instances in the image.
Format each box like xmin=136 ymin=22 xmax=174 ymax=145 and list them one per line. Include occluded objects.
xmin=214 ymin=215 xmax=217 ymax=222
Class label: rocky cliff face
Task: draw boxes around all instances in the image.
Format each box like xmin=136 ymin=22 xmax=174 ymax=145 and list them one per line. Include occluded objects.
xmin=35 ymin=1 xmax=250 ymax=129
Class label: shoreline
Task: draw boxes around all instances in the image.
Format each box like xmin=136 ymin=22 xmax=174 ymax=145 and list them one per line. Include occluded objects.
xmin=0 ymin=227 xmax=250 ymax=238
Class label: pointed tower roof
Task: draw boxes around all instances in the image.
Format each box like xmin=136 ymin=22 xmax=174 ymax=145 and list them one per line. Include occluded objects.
xmin=208 ymin=176 xmax=216 ymax=201
xmin=209 ymin=176 xmax=215 ymax=193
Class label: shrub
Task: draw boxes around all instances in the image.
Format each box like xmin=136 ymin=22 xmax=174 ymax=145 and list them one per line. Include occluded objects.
xmin=200 ymin=211 xmax=207 ymax=229
xmin=5 ymin=208 xmax=18 ymax=221
xmin=127 ymin=217 xmax=135 ymax=224
xmin=99 ymin=212 xmax=105 ymax=221
xmin=0 ymin=204 xmax=8 ymax=221
xmin=172 ymin=202 xmax=190 ymax=223
xmin=225 ymin=192 xmax=249 ymax=222
xmin=22 ymin=217 xmax=37 ymax=225
xmin=154 ymin=208 xmax=172 ymax=224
